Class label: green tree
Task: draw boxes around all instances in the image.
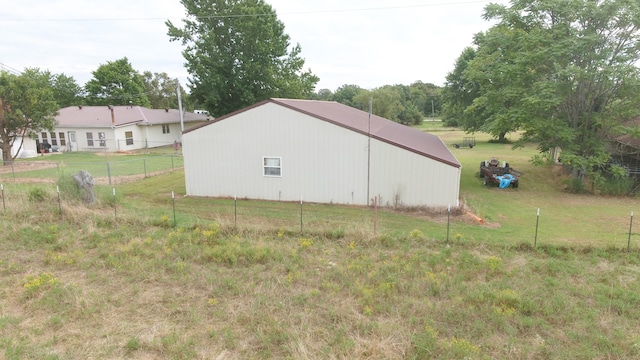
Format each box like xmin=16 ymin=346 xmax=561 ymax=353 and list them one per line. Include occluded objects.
xmin=354 ymin=88 xmax=400 ymax=121
xmin=329 ymin=84 xmax=365 ymax=108
xmin=441 ymin=47 xmax=481 ymax=127
xmin=467 ymin=0 xmax=640 ymax=184
xmin=52 ymin=73 xmax=84 ymax=107
xmin=166 ymin=0 xmax=319 ymax=117
xmin=311 ymin=88 xmax=332 ymax=101
xmin=409 ymin=81 xmax=441 ymax=118
xmin=352 ymin=86 xmax=422 ymax=125
xmin=464 ymin=28 xmax=529 ymax=143
xmin=142 ymin=71 xmax=191 ymax=110
xmin=0 ymin=69 xmax=58 ymax=164
xmin=85 ymin=58 xmax=151 ymax=107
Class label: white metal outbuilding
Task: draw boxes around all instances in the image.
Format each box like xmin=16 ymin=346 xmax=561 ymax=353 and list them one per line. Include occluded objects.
xmin=182 ymin=99 xmax=461 ymax=208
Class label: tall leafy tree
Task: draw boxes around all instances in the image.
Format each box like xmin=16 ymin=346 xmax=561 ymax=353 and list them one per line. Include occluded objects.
xmin=52 ymin=73 xmax=84 ymax=107
xmin=142 ymin=71 xmax=191 ymax=110
xmin=85 ymin=58 xmax=151 ymax=107
xmin=352 ymin=85 xmax=423 ymax=125
xmin=166 ymin=0 xmax=319 ymax=117
xmin=0 ymin=69 xmax=58 ymax=164
xmin=409 ymin=81 xmax=441 ymax=118
xmin=465 ymin=27 xmax=531 ymax=142
xmin=329 ymin=84 xmax=365 ymax=108
xmin=311 ymin=88 xmax=332 ymax=101
xmin=441 ymin=47 xmax=481 ymax=127
xmin=465 ymin=0 xmax=640 ymax=182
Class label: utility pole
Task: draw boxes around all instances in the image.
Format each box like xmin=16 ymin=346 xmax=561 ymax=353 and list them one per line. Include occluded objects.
xmin=176 ymin=79 xmax=185 ymax=134
xmin=366 ymin=97 xmax=372 ymax=205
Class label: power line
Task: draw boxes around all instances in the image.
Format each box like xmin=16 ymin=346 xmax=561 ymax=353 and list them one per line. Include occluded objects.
xmin=0 ymin=63 xmax=22 ymax=75
xmin=0 ymin=1 xmax=496 ymax=22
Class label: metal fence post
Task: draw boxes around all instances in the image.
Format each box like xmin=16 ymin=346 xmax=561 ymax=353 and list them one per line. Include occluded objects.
xmin=144 ymin=159 xmax=147 ymax=178
xmin=446 ymin=204 xmax=451 ymax=244
xmin=628 ymin=211 xmax=634 ymax=251
xmin=107 ymin=162 xmax=112 ymax=185
xmin=534 ymin=208 xmax=540 ymax=248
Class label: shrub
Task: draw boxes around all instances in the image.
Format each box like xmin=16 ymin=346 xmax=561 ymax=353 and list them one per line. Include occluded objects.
xmin=28 ymin=188 xmax=48 ymax=203
xmin=57 ymin=172 xmax=82 ymax=202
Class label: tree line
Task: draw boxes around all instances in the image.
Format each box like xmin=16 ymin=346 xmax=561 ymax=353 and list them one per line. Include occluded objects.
xmin=441 ymin=0 xmax=640 ymax=193
xmin=311 ymin=82 xmax=441 ymax=125
xmin=4 ymin=0 xmax=640 ymax=197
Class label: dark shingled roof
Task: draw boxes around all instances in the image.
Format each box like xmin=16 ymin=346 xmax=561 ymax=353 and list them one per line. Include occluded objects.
xmin=55 ymin=105 xmax=210 ymax=128
xmin=614 ymin=118 xmax=640 ymax=149
xmin=184 ymin=99 xmax=460 ymax=168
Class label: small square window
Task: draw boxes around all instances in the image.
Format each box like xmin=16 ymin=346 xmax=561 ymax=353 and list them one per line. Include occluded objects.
xmin=162 ymin=124 xmax=170 ymax=134
xmin=263 ymin=157 xmax=281 ymax=177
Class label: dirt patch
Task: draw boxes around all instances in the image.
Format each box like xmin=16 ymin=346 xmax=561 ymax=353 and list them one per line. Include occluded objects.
xmin=1 ymin=168 xmax=176 ymax=185
xmin=387 ymin=201 xmax=500 ymax=227
xmin=0 ymin=161 xmax=58 ymax=175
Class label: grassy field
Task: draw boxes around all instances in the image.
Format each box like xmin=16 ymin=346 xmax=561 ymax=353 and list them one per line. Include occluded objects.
xmin=1 ymin=150 xmax=183 ymax=183
xmin=1 ymin=128 xmax=639 ymax=359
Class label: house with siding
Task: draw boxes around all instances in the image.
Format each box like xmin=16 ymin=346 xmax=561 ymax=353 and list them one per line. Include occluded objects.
xmin=182 ymin=98 xmax=461 ymax=208
xmin=40 ymin=105 xmax=211 ymax=152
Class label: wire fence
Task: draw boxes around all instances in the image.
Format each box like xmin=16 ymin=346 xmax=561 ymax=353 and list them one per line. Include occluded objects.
xmin=0 ymin=155 xmax=183 ymax=185
xmin=0 ymin=181 xmax=637 ymax=252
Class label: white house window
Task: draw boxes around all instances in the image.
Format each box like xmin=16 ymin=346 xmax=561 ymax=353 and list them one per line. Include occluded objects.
xmin=86 ymin=132 xmax=94 ymax=147
xmin=98 ymin=132 xmax=106 ymax=147
xmin=263 ymin=157 xmax=282 ymax=177
xmin=162 ymin=124 xmax=170 ymax=134
xmin=59 ymin=132 xmax=66 ymax=146
xmin=125 ymin=131 xmax=134 ymax=145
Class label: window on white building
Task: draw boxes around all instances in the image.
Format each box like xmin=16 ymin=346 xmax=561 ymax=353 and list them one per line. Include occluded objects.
xmin=162 ymin=124 xmax=170 ymax=134
xmin=125 ymin=131 xmax=134 ymax=145
xmin=263 ymin=157 xmax=282 ymax=177
xmin=98 ymin=132 xmax=106 ymax=147
xmin=86 ymin=132 xmax=94 ymax=147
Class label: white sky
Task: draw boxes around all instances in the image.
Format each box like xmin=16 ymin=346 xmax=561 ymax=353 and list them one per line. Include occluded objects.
xmin=0 ymin=0 xmax=509 ymax=92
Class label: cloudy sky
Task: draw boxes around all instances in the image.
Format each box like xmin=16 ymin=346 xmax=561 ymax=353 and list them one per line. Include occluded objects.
xmin=0 ymin=0 xmax=509 ymax=92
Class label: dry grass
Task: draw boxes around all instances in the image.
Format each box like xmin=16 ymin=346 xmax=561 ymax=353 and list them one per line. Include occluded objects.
xmin=1 ymin=197 xmax=640 ymax=359
xmin=2 ymin=133 xmax=640 ymax=358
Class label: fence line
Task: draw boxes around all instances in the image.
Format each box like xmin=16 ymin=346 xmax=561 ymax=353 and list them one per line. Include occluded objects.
xmin=0 ymin=155 xmax=183 ymax=185
xmin=0 ymin=182 xmax=636 ymax=251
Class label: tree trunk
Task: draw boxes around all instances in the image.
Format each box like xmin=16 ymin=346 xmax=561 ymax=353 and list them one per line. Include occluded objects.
xmin=0 ymin=99 xmax=10 ymax=165
xmin=1 ymin=141 xmax=12 ymax=166
xmin=498 ymin=132 xmax=507 ymax=143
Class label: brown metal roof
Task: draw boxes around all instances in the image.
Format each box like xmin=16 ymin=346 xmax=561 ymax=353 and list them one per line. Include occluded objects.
xmin=271 ymin=99 xmax=460 ymax=168
xmin=185 ymin=99 xmax=460 ymax=168
xmin=55 ymin=105 xmax=210 ymax=128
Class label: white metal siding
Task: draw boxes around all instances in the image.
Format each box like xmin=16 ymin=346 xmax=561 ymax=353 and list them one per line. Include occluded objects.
xmin=369 ymin=139 xmax=460 ymax=207
xmin=183 ymin=103 xmax=370 ymax=204
xmin=183 ymin=102 xmax=461 ymax=207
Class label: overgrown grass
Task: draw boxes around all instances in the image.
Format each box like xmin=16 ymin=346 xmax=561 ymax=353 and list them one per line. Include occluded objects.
xmin=1 ymin=131 xmax=639 ymax=359
xmin=1 ymin=199 xmax=639 ymax=359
